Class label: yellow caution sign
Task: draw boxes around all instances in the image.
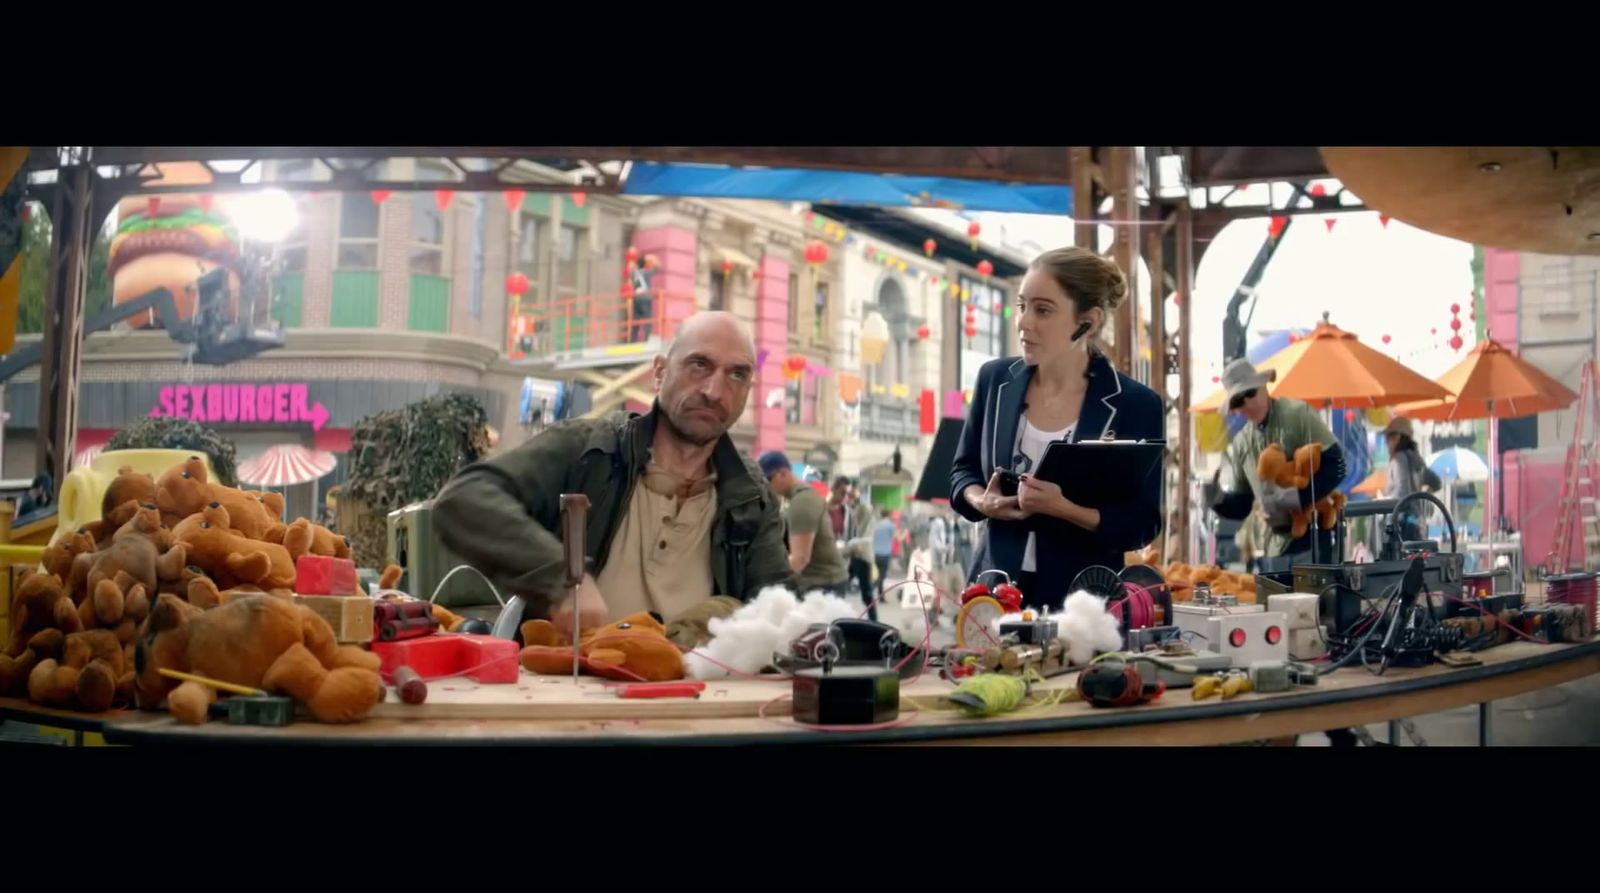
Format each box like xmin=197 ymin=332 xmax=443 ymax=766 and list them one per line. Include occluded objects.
xmin=0 ymin=146 xmax=29 ymax=354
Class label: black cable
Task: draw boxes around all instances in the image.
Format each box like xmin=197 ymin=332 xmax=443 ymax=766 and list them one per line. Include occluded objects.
xmin=1317 ymin=583 xmax=1401 ymax=676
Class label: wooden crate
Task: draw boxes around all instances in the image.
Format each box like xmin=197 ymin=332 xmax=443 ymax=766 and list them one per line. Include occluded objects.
xmin=293 ymin=595 xmax=375 ymax=644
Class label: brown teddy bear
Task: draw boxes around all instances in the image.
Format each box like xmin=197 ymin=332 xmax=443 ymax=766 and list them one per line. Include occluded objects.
xmin=186 ymin=576 xmax=293 ymax=609
xmin=4 ymin=570 xmax=82 ymax=658
xmin=1292 ymin=443 xmax=1348 ymax=531
xmin=1258 ymin=444 xmax=1315 ymax=539
xmin=174 ymin=501 xmax=296 ymax=591
xmin=156 ymin=456 xmax=285 ymax=541
xmin=0 ymin=628 xmax=65 ymax=697
xmin=26 ymin=628 xmax=132 ymax=713
xmin=133 ymin=592 xmax=384 ymax=724
xmin=271 ymin=517 xmax=353 ymax=561
xmin=246 ymin=490 xmax=286 ymax=521
xmin=519 ymin=611 xmax=685 ymax=682
xmin=76 ymin=504 xmax=185 ymax=630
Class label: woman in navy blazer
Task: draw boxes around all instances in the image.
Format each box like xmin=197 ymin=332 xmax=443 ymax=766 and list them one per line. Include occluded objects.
xmin=950 ymin=247 xmax=1165 ymax=611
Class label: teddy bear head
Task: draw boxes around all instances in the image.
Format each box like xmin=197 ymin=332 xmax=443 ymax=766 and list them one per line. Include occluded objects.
xmin=132 ymin=592 xmax=205 ymax=708
xmin=581 ymin=612 xmax=684 ymax=681
xmin=1256 ymin=443 xmax=1296 ymax=488
xmin=43 ymin=529 xmax=96 ymax=581
xmin=155 ymin=456 xmax=211 ymax=521
xmin=101 ymin=466 xmax=157 ymax=521
xmin=112 ymin=503 xmax=166 ymax=542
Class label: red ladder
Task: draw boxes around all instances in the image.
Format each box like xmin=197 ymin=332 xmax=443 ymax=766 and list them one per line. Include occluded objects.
xmin=1551 ymin=361 xmax=1600 ymax=573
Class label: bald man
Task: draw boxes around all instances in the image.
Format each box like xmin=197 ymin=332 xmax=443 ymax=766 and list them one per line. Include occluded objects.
xmin=435 ymin=312 xmax=793 ymax=639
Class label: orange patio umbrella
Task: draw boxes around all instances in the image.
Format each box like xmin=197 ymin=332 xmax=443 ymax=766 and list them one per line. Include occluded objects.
xmin=1193 ymin=315 xmax=1451 ymax=413
xmin=1352 ymin=468 xmax=1387 ymax=496
xmin=1393 ymin=338 xmax=1577 ymax=423
xmin=1392 ymin=337 xmax=1578 ymax=552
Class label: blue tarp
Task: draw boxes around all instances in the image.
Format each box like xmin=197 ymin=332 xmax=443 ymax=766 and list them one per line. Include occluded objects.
xmin=621 ymin=162 xmax=1073 ymax=215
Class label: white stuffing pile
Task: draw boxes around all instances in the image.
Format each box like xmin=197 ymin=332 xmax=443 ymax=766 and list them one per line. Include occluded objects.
xmin=684 ymin=586 xmax=863 ymax=680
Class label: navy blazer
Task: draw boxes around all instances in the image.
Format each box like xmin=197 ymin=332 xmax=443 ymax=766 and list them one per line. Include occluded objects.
xmin=950 ymin=352 xmax=1165 ymax=607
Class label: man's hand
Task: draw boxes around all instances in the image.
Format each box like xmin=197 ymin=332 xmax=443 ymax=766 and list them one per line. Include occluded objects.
xmin=548 ymin=574 xmax=610 ymax=640
xmin=1259 ymin=482 xmax=1303 ymax=527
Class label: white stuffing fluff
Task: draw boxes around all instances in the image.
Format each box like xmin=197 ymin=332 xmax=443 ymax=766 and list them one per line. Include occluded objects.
xmin=1057 ymin=590 xmax=1125 ymax=665
xmin=684 ymin=586 xmax=862 ymax=680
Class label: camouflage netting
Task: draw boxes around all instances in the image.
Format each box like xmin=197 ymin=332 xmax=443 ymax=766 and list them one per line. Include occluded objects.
xmin=343 ymin=393 xmax=491 ymax=568
xmin=106 ymin=417 xmax=240 ymax=487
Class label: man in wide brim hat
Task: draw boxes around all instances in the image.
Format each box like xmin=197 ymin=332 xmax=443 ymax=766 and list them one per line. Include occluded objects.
xmin=1205 ymin=358 xmax=1348 ymax=566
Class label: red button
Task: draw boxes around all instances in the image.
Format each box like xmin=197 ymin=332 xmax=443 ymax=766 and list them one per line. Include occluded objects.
xmin=1229 ymin=628 xmax=1246 ymax=648
xmin=1266 ymin=626 xmax=1282 ymax=645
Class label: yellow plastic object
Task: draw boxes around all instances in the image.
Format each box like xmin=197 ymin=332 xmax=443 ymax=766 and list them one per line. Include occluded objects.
xmin=52 ymin=449 xmax=216 ymax=549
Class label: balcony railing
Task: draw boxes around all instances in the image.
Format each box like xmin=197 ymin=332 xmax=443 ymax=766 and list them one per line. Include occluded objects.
xmin=508 ymin=292 xmax=694 ymax=361
xmin=858 ymin=390 xmax=920 ymax=443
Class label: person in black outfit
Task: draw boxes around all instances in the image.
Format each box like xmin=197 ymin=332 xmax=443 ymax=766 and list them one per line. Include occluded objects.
xmin=950 ymin=247 xmax=1164 ymax=612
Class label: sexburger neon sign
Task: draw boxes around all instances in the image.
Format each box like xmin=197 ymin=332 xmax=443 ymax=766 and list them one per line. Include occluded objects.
xmin=149 ymin=383 xmax=331 ymax=431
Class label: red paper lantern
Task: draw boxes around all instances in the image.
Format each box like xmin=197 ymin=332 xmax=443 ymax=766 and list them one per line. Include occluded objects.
xmin=1344 ymin=410 xmax=1356 ymax=422
xmin=1450 ymin=335 xmax=1464 ymax=351
xmin=721 ymin=259 xmax=733 ymax=275
xmin=785 ymin=355 xmax=808 ymax=378
xmin=1268 ymin=216 xmax=1288 ymax=240
xmin=1450 ymin=318 xmax=1462 ymax=331
xmin=805 ymin=240 xmax=829 ymax=265
xmin=1382 ymin=334 xmax=1392 ymax=344
xmin=916 ymin=324 xmax=931 ymax=340
xmin=1450 ymin=303 xmax=1461 ymax=314
xmin=198 ymin=194 xmax=215 ymax=213
xmin=370 ymin=190 xmax=390 ymax=206
xmin=923 ymin=238 xmax=936 ymax=257
xmin=503 ymin=190 xmax=525 ymax=213
xmin=626 ymin=246 xmax=640 ymax=264
xmin=967 ymin=221 xmax=981 ymax=238
xmin=147 ymin=197 xmax=161 ymax=217
xmin=571 ymin=192 xmax=587 ymax=209
xmin=505 ymin=272 xmax=530 ymax=296
xmin=976 ymin=259 xmax=994 ymax=278
xmin=965 ymin=325 xmax=978 ymax=339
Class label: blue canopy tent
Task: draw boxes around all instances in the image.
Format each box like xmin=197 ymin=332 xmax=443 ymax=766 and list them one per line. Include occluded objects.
xmin=622 ymin=162 xmax=1073 ymax=214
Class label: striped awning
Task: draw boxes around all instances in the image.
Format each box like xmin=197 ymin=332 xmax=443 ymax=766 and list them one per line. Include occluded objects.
xmin=238 ymin=444 xmax=337 ymax=487
xmin=74 ymin=444 xmax=104 ymax=469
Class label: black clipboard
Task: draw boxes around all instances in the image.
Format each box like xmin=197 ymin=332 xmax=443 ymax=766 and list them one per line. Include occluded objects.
xmin=1032 ymin=440 xmax=1166 ymax=508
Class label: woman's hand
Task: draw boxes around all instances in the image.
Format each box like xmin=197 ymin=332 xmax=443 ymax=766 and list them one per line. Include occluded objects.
xmin=1018 ymin=475 xmax=1069 ymax=519
xmin=1020 ymin=475 xmax=1101 ymax=531
xmin=971 ymin=472 xmax=1030 ymax=521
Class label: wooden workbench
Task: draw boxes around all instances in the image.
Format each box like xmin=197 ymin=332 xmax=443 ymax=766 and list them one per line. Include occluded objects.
xmin=60 ymin=638 xmax=1598 ymax=746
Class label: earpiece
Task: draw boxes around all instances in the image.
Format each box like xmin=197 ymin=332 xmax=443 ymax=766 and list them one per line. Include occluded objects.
xmin=1071 ymin=321 xmax=1093 ymax=342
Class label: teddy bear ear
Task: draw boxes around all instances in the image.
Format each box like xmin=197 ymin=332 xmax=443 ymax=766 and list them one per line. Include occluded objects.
xmin=149 ymin=593 xmax=197 ymax=633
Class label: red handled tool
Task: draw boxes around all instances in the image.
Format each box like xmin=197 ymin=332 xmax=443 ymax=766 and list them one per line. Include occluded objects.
xmin=587 ymin=681 xmax=706 ymax=699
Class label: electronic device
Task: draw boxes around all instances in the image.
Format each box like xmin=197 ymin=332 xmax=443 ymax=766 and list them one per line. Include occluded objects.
xmin=1266 ymin=593 xmax=1320 ymax=631
xmin=1292 ymin=554 xmax=1462 ymax=635
xmin=387 ymin=500 xmax=500 ymax=611
xmin=1126 ymin=625 xmax=1180 ymax=652
xmin=1288 ymin=626 xmax=1327 ymax=660
xmin=792 ymin=666 xmax=900 ymax=725
xmin=1247 ymin=660 xmax=1291 ymax=693
xmin=1173 ymin=602 xmax=1263 ymax=647
xmin=997 ymin=469 xmax=1021 ymax=497
xmin=1205 ymin=611 xmax=1290 ymax=665
xmin=776 ymin=620 xmax=921 ymax=680
xmin=999 ymin=620 xmax=1058 ymax=645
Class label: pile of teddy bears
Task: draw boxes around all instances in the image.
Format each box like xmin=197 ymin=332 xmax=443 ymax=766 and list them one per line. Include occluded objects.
xmin=1163 ymin=562 xmax=1258 ymax=603
xmin=0 ymin=457 xmax=384 ymax=722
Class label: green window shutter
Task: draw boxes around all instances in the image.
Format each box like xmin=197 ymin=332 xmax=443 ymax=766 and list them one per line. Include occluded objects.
xmin=272 ymin=273 xmax=304 ymax=328
xmin=408 ymin=274 xmax=451 ymax=332
xmin=330 ymin=270 xmax=380 ymax=328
